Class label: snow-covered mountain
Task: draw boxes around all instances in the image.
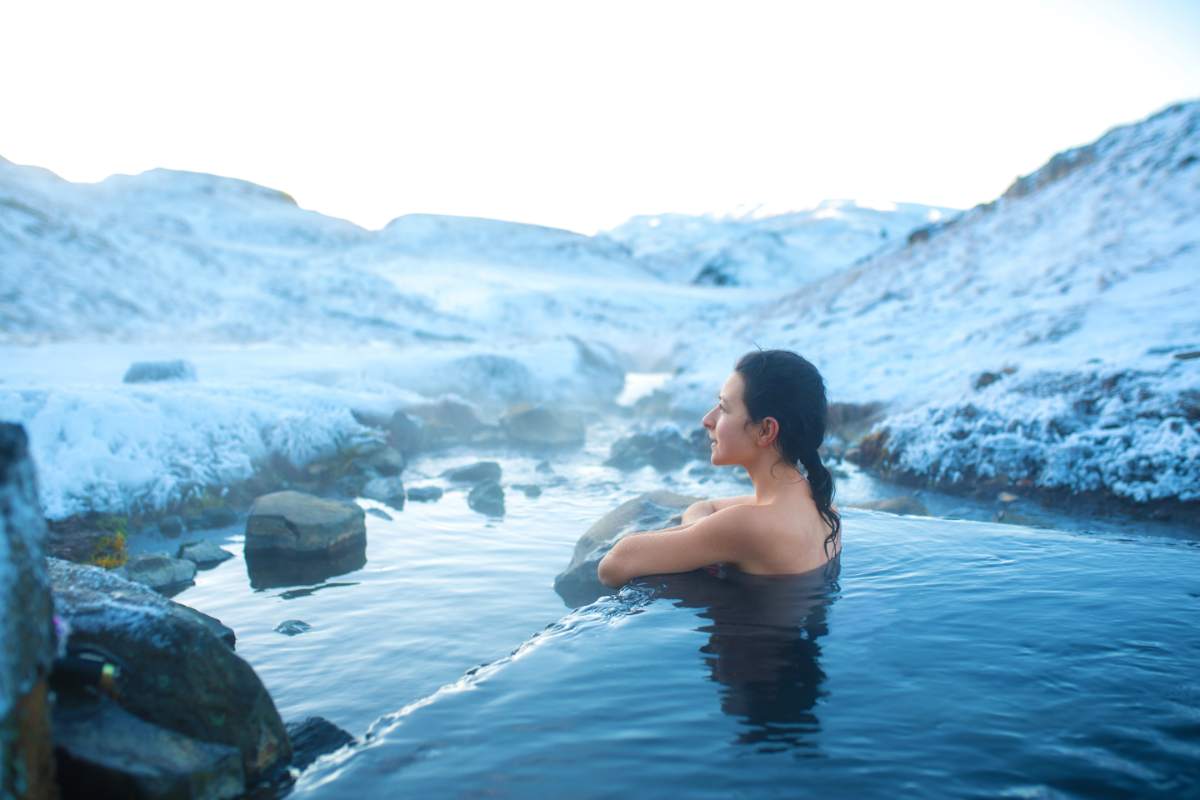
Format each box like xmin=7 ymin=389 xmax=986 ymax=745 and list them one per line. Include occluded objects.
xmin=666 ymin=101 xmax=1200 ymax=505
xmin=604 ymin=200 xmax=953 ymax=286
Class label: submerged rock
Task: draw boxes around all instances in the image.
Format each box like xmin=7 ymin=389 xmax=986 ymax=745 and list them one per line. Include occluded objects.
xmin=119 ymin=553 xmax=198 ymax=594
xmin=49 ymin=558 xmax=291 ymax=787
xmin=274 ymin=620 xmax=312 ymax=637
xmin=0 ymin=423 xmax=57 ymax=800
xmin=443 ymin=461 xmax=502 ymax=485
xmin=286 ymin=717 xmax=355 ymax=770
xmin=405 ymin=486 xmax=444 ymax=503
xmin=554 ymin=491 xmax=699 ymax=608
xmin=122 ymin=359 xmax=198 ymax=383
xmin=605 ymin=427 xmax=711 ymax=472
xmin=501 ymin=405 xmax=586 ymax=450
xmin=177 ymin=540 xmax=235 ymax=568
xmin=468 ymin=480 xmax=506 ymax=517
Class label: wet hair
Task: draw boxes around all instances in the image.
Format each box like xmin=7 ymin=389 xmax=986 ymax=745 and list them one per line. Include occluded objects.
xmin=735 ymin=349 xmax=841 ymax=558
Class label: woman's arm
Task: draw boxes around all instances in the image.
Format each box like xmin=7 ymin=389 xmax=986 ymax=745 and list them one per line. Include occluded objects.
xmin=681 ymin=495 xmax=756 ymax=524
xmin=597 ymin=505 xmax=754 ymax=587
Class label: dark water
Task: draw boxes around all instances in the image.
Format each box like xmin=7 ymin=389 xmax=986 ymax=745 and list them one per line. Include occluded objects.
xmin=176 ymin=441 xmax=1200 ymax=799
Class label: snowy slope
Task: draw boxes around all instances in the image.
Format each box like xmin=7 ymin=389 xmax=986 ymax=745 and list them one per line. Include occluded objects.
xmin=604 ymin=200 xmax=953 ymax=286
xmin=666 ymin=101 xmax=1200 ymax=504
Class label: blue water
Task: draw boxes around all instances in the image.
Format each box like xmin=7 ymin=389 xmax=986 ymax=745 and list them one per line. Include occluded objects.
xmin=174 ymin=433 xmax=1200 ymax=799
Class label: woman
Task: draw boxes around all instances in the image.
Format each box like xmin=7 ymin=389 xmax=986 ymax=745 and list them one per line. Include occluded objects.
xmin=598 ymin=349 xmax=841 ymax=587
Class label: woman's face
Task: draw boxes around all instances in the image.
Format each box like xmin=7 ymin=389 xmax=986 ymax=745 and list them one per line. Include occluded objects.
xmin=702 ymin=372 xmax=757 ymax=466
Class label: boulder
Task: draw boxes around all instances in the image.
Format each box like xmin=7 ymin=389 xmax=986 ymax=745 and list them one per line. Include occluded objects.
xmin=362 ymin=476 xmax=406 ymax=509
xmin=605 ymin=427 xmax=711 ymax=471
xmin=244 ymin=491 xmax=367 ymax=588
xmin=159 ymin=515 xmax=186 ymax=538
xmin=48 ymin=558 xmax=291 ymax=786
xmin=405 ymin=486 xmax=443 ymax=503
xmin=554 ymin=491 xmax=699 ymax=608
xmin=500 ymin=406 xmax=586 ymax=450
xmin=467 ymin=481 xmax=506 ymax=517
xmin=286 ymin=717 xmax=355 ymax=771
xmin=53 ymin=696 xmax=244 ymax=800
xmin=122 ymin=359 xmax=197 ymax=384
xmin=0 ymin=423 xmax=57 ymax=799
xmin=119 ymin=553 xmax=198 ymax=594
xmin=177 ymin=541 xmax=234 ymax=568
xmin=442 ymin=461 xmax=502 ymax=485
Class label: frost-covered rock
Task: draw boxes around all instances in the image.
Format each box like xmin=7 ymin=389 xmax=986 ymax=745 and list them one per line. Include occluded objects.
xmin=122 ymin=359 xmax=198 ymax=384
xmin=48 ymin=558 xmax=290 ymax=786
xmin=0 ymin=423 xmax=56 ymax=799
xmin=554 ymin=491 xmax=699 ymax=608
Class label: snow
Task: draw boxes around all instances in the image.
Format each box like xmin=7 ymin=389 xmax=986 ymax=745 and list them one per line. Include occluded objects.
xmin=1 ymin=100 xmax=1196 ymax=518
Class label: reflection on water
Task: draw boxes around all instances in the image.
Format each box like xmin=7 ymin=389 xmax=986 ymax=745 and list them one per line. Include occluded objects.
xmin=641 ymin=560 xmax=840 ymax=754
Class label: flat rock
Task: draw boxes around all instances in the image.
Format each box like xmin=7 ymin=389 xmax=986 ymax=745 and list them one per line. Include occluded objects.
xmin=554 ymin=491 xmax=699 ymax=608
xmin=54 ymin=696 xmax=244 ymax=800
xmin=442 ymin=461 xmax=502 ymax=485
xmin=405 ymin=485 xmax=443 ymax=503
xmin=177 ymin=540 xmax=234 ymax=568
xmin=123 ymin=359 xmax=197 ymax=383
xmin=49 ymin=558 xmax=290 ymax=785
xmin=501 ymin=406 xmax=586 ymax=450
xmin=362 ymin=476 xmax=406 ymax=509
xmin=119 ymin=553 xmax=198 ymax=594
xmin=286 ymin=716 xmax=355 ymax=770
xmin=245 ymin=491 xmax=366 ymax=558
xmin=467 ymin=480 xmax=506 ymax=517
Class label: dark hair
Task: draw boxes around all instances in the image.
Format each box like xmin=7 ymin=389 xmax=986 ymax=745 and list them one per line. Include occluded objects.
xmin=735 ymin=349 xmax=841 ymax=559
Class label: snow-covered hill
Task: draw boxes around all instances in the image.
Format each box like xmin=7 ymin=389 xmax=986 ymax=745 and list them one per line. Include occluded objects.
xmin=666 ymin=101 xmax=1200 ymax=505
xmin=604 ymin=200 xmax=953 ymax=286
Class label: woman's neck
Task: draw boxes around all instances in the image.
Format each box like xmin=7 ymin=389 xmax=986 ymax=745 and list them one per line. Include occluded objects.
xmin=745 ymin=455 xmax=805 ymax=504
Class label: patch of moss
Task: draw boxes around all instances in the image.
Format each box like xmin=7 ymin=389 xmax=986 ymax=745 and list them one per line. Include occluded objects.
xmin=91 ymin=514 xmax=128 ymax=569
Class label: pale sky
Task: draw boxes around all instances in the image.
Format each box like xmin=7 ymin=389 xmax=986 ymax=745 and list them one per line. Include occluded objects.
xmin=2 ymin=0 xmax=1198 ymax=234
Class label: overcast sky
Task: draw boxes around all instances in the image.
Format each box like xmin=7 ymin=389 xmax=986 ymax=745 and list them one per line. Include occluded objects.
xmin=3 ymin=0 xmax=1198 ymax=233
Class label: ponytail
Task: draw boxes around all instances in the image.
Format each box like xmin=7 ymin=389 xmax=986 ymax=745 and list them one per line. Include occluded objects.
xmin=799 ymin=449 xmax=840 ymax=559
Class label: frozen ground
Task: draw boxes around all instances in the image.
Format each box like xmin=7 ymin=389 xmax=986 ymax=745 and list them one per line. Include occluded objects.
xmin=1 ymin=100 xmax=1197 ymax=519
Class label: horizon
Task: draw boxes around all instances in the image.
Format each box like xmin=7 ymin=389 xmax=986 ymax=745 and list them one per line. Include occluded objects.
xmin=3 ymin=1 xmax=1199 ymax=234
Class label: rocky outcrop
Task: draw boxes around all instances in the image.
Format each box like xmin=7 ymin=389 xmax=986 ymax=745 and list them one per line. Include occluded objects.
xmin=49 ymin=558 xmax=290 ymax=788
xmin=122 ymin=359 xmax=198 ymax=384
xmin=605 ymin=427 xmax=710 ymax=472
xmin=554 ymin=491 xmax=699 ymax=608
xmin=0 ymin=423 xmax=57 ymax=799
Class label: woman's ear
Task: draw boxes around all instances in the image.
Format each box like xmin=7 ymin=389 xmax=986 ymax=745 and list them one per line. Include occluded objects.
xmin=758 ymin=417 xmax=780 ymax=447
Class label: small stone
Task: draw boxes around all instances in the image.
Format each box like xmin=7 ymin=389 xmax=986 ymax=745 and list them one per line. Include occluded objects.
xmin=443 ymin=461 xmax=502 ymax=485
xmin=176 ymin=540 xmax=234 ymax=568
xmin=159 ymin=515 xmax=185 ymax=538
xmin=365 ymin=507 xmax=393 ymax=521
xmin=467 ymin=480 xmax=505 ymax=517
xmin=274 ymin=620 xmax=312 ymax=637
xmin=405 ymin=486 xmax=444 ymax=503
xmin=286 ymin=717 xmax=355 ymax=770
xmin=512 ymin=483 xmax=542 ymax=498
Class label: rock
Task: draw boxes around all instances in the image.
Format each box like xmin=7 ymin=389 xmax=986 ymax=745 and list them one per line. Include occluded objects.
xmin=363 ymin=446 xmax=406 ymax=477
xmin=605 ymin=427 xmax=710 ymax=471
xmin=512 ymin=483 xmax=543 ymax=498
xmin=386 ymin=411 xmax=422 ymax=455
xmin=405 ymin=486 xmax=443 ymax=503
xmin=245 ymin=491 xmax=366 ymax=558
xmin=244 ymin=491 xmax=367 ymax=588
xmin=406 ymin=398 xmax=500 ymax=449
xmin=467 ymin=480 xmax=506 ymax=517
xmin=362 ymin=476 xmax=406 ymax=509
xmin=286 ymin=717 xmax=355 ymax=770
xmin=0 ymin=424 xmax=57 ymax=800
xmin=159 ymin=515 xmax=186 ymax=538
xmin=856 ymin=496 xmax=929 ymax=516
xmin=500 ymin=405 xmax=586 ymax=450
xmin=118 ymin=553 xmax=198 ymax=594
xmin=535 ymin=460 xmax=555 ymax=474
xmin=274 ymin=620 xmax=311 ymax=637
xmin=196 ymin=506 xmax=238 ymax=530
xmin=122 ymin=359 xmax=198 ymax=383
xmin=54 ymin=696 xmax=244 ymax=800
xmin=365 ymin=507 xmax=393 ymax=521
xmin=49 ymin=558 xmax=291 ymax=785
xmin=442 ymin=461 xmax=502 ymax=485
xmin=845 ymin=429 xmax=890 ymax=469
xmin=177 ymin=540 xmax=234 ymax=568
xmin=554 ymin=491 xmax=699 ymax=608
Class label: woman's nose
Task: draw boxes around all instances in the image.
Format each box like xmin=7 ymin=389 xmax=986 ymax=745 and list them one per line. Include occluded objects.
xmin=702 ymin=409 xmax=715 ymax=429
